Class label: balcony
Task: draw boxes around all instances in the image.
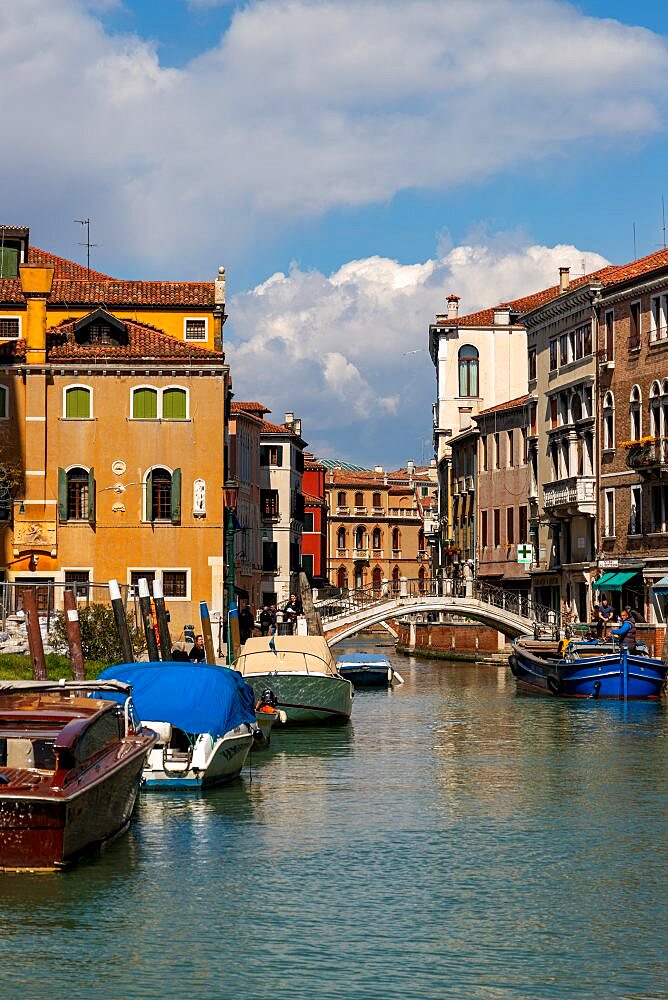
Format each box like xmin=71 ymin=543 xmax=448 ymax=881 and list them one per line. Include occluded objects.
xmin=597 ymin=348 xmax=615 ymax=370
xmin=543 ymin=475 xmax=596 ymax=516
xmin=388 ymin=508 xmax=419 ymax=519
xmin=353 ymin=548 xmax=369 ymax=560
xmin=624 ymin=437 xmax=668 ymax=476
xmin=371 ymin=506 xmax=385 ymax=516
xmin=336 ymin=505 xmax=350 ymax=515
xmin=353 ymin=506 xmax=368 ymax=515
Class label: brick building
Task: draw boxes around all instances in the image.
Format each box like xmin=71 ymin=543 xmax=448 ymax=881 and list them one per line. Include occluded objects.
xmin=302 ymin=456 xmax=328 ymax=587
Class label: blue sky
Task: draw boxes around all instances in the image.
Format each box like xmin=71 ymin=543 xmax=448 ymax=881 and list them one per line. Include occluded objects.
xmin=2 ymin=0 xmax=667 ymax=466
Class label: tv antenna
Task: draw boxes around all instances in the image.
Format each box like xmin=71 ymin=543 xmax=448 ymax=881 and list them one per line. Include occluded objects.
xmin=74 ymin=218 xmax=98 ymax=278
xmin=661 ymin=196 xmax=667 ymax=249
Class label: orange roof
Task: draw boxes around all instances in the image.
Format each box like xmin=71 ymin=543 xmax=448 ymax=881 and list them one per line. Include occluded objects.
xmin=231 ymin=401 xmax=270 ymax=415
xmin=29 ymin=246 xmax=112 ymax=281
xmin=477 ymin=394 xmax=531 ymax=416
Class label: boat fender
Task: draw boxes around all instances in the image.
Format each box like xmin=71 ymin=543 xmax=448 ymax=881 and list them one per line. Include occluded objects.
xmin=547 ymin=673 xmax=563 ymax=695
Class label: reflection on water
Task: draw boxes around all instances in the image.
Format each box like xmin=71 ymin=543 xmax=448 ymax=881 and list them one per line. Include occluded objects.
xmin=0 ymin=638 xmax=665 ymax=999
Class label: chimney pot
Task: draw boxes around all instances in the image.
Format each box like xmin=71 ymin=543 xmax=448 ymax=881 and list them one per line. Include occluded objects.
xmin=446 ymin=294 xmax=460 ymax=320
xmin=559 ymin=267 xmax=570 ymax=293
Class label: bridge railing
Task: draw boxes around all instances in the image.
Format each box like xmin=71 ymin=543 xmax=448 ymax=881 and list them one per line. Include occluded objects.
xmin=315 ymin=577 xmax=560 ymax=631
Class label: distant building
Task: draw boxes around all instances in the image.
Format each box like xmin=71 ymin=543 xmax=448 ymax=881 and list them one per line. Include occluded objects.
xmin=324 ymin=462 xmax=437 ymax=592
xmin=228 ymin=401 xmax=266 ymax=612
xmin=302 ymin=456 xmax=328 ymax=587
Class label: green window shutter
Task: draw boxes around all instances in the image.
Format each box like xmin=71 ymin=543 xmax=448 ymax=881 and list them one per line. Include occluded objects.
xmin=87 ymin=467 xmax=96 ymax=524
xmin=171 ymin=468 xmax=181 ymax=523
xmin=145 ymin=470 xmax=153 ymax=521
xmin=58 ymin=468 xmax=67 ymax=522
xmin=66 ymin=387 xmax=90 ymax=418
xmin=163 ymin=388 xmax=186 ymax=420
xmin=133 ymin=388 xmax=157 ymax=419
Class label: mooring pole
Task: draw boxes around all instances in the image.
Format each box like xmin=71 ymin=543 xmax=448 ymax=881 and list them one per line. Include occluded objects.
xmin=63 ymin=588 xmax=86 ymax=681
xmin=23 ymin=588 xmax=47 ymax=680
xmin=199 ymin=601 xmax=216 ymax=665
xmin=152 ymin=578 xmax=172 ymax=661
xmin=138 ymin=578 xmax=160 ymax=662
xmin=109 ymin=579 xmax=135 ymax=663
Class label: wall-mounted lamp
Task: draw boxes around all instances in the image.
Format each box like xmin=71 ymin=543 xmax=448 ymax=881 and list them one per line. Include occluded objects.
xmin=18 ymin=500 xmax=25 ymax=515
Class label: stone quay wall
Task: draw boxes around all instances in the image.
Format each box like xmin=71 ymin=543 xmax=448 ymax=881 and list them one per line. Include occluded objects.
xmin=395 ymin=620 xmax=508 ymax=664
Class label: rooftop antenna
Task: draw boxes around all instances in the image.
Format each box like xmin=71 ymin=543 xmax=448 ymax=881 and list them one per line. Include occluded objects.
xmin=74 ymin=218 xmax=98 ymax=278
xmin=662 ymin=196 xmax=667 ymax=249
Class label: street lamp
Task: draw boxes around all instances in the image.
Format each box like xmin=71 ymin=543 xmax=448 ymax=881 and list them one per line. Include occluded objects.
xmin=224 ymin=478 xmax=239 ymax=664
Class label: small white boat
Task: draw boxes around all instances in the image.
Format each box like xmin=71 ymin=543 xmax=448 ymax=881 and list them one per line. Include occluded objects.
xmin=235 ymin=636 xmax=353 ymax=723
xmin=97 ymin=661 xmax=258 ymax=789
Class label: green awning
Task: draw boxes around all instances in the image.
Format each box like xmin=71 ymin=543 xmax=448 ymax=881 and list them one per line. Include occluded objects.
xmin=652 ymin=575 xmax=668 ymax=595
xmin=592 ymin=572 xmax=618 ymax=590
xmin=602 ymin=571 xmax=638 ymax=591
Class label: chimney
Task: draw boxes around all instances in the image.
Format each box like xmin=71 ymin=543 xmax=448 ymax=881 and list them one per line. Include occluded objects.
xmin=559 ymin=267 xmax=570 ymax=293
xmin=446 ymin=294 xmax=460 ymax=320
xmin=293 ymin=417 xmax=301 ymax=437
xmin=407 ymin=459 xmax=415 ymax=477
xmin=20 ymin=264 xmax=54 ymax=365
xmin=284 ymin=411 xmax=294 ymax=427
xmin=493 ymin=306 xmax=511 ymax=326
xmin=374 ymin=465 xmax=384 ymax=474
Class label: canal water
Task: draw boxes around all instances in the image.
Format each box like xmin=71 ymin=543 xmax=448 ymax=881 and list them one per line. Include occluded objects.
xmin=0 ymin=641 xmax=666 ymax=999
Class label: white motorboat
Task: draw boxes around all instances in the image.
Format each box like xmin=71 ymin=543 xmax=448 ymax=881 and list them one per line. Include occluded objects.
xmin=235 ymin=636 xmax=353 ymax=723
xmin=97 ymin=661 xmax=258 ymax=789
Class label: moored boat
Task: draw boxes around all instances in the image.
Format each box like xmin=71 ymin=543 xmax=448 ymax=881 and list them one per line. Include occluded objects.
xmin=335 ymin=652 xmax=403 ymax=687
xmin=509 ymin=637 xmax=668 ymax=700
xmin=235 ymin=636 xmax=353 ymax=723
xmin=97 ymin=662 xmax=258 ymax=789
xmin=0 ymin=679 xmax=156 ymax=872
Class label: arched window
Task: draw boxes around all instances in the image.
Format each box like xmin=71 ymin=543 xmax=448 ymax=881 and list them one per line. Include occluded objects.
xmin=132 ymin=386 xmax=158 ymax=419
xmin=630 ymin=385 xmax=642 ymax=440
xmin=145 ymin=467 xmax=181 ymax=523
xmin=392 ymin=566 xmax=401 ymax=593
xmin=458 ymin=345 xmax=479 ymax=397
xmin=392 ymin=527 xmax=401 ymax=552
xmin=337 ymin=566 xmax=347 ymax=590
xmin=354 ymin=491 xmax=364 ymax=508
xmin=372 ymin=492 xmax=381 ymax=508
xmin=372 ymin=527 xmax=382 ymax=550
xmin=337 ymin=526 xmax=346 ymax=550
xmin=602 ymin=391 xmax=615 ymax=450
xmin=372 ymin=567 xmax=382 ymax=593
xmin=61 ymin=467 xmax=93 ymax=522
xmin=418 ymin=528 xmax=425 ymax=551
xmin=650 ymin=381 xmax=661 ymax=437
xmin=64 ymin=385 xmax=92 ymax=419
xmin=337 ymin=491 xmax=346 ymax=507
xmin=570 ymin=392 xmax=582 ymax=423
xmin=0 ymin=385 xmax=7 ymax=419
xmin=163 ymin=387 xmax=187 ymax=420
xmin=662 ymin=379 xmax=668 ymax=438
xmin=418 ymin=566 xmax=426 ymax=593
xmin=354 ymin=525 xmax=366 ymax=550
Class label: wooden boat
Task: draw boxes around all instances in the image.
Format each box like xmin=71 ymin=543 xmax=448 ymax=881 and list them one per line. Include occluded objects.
xmin=235 ymin=636 xmax=353 ymax=723
xmin=335 ymin=652 xmax=403 ymax=687
xmin=97 ymin=662 xmax=258 ymax=789
xmin=509 ymin=637 xmax=668 ymax=700
xmin=0 ymin=679 xmax=156 ymax=872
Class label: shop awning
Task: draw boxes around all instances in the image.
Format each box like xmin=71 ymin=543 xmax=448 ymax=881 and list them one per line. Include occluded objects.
xmin=651 ymin=575 xmax=668 ymax=595
xmin=595 ymin=570 xmax=638 ymax=591
xmin=592 ymin=572 xmax=618 ymax=590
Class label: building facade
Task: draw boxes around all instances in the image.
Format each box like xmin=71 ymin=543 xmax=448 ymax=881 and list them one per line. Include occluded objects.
xmin=302 ymin=456 xmax=328 ymax=588
xmin=228 ymin=401 xmax=265 ymax=612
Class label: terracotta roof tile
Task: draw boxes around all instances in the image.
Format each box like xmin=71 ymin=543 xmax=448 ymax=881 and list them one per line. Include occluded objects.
xmin=477 ymin=394 xmax=531 ymax=416
xmin=44 ymin=316 xmax=224 ymax=363
xmin=29 ymin=246 xmax=112 ymax=281
xmin=231 ymin=401 xmax=270 ymax=415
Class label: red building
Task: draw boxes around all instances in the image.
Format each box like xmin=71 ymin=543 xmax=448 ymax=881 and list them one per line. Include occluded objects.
xmin=301 ymin=456 xmax=328 ymax=587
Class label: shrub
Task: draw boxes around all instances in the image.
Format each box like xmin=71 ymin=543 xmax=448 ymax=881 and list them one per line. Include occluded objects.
xmin=49 ymin=603 xmax=145 ymax=665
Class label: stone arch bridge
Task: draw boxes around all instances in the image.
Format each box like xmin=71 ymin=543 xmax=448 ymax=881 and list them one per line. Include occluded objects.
xmin=315 ymin=579 xmax=558 ymax=647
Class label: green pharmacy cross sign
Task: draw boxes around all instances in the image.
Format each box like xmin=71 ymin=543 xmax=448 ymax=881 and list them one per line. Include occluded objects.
xmin=517 ymin=543 xmax=533 ymax=564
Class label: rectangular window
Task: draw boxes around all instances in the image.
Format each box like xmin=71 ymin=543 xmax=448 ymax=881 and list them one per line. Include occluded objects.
xmin=301 ymin=554 xmax=314 ymax=579
xmin=493 ymin=508 xmax=500 ymax=546
xmin=519 ymin=505 xmax=528 ymax=544
xmin=262 ymin=542 xmax=278 ymax=572
xmin=481 ymin=436 xmax=488 ymax=471
xmin=303 ymin=512 xmax=314 ymax=532
xmin=521 ymin=426 xmax=528 ymax=464
xmin=629 ymin=485 xmax=642 ymax=536
xmin=494 ymin=433 xmax=500 ymax=469
xmin=163 ymin=571 xmax=187 ymax=598
xmin=604 ymin=489 xmax=615 ymax=537
xmin=130 ymin=570 xmax=156 ymax=592
xmin=260 ymin=445 xmax=283 ymax=467
xmin=530 ymin=403 xmax=537 ymax=436
xmin=507 ymin=430 xmax=514 ymax=468
xmin=549 ymin=338 xmax=558 ymax=371
xmin=629 ymin=301 xmax=641 ymax=349
xmin=481 ymin=510 xmax=488 ymax=548
xmin=506 ymin=507 xmax=514 ymax=545
xmin=583 ymin=324 xmax=592 ymax=356
xmin=550 ymin=397 xmax=558 ymax=429
xmin=261 ymin=489 xmax=280 ymax=518
xmin=528 ymin=348 xmax=536 ymax=381
xmin=184 ymin=318 xmax=207 ymax=341
xmin=651 ymin=484 xmax=668 ymax=533
xmin=64 ymin=570 xmax=90 ymax=598
xmin=650 ymin=293 xmax=668 ymax=341
xmin=0 ymin=317 xmax=20 ymax=339
xmin=605 ymin=310 xmax=614 ymax=361
xmin=67 ymin=477 xmax=89 ymax=520
xmin=559 ymin=333 xmax=568 ymax=366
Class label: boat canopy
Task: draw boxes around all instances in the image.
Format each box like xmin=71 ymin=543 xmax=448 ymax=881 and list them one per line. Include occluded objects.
xmin=235 ymin=636 xmax=338 ymax=677
xmin=593 ymin=570 xmax=637 ymax=591
xmin=96 ymin=662 xmax=256 ymax=738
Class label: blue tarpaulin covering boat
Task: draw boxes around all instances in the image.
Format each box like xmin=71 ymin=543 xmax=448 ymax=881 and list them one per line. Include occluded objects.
xmin=96 ymin=662 xmax=256 ymax=738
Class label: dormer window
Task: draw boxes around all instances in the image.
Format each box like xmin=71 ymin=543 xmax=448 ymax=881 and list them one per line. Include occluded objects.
xmin=74 ymin=308 xmax=127 ymax=347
